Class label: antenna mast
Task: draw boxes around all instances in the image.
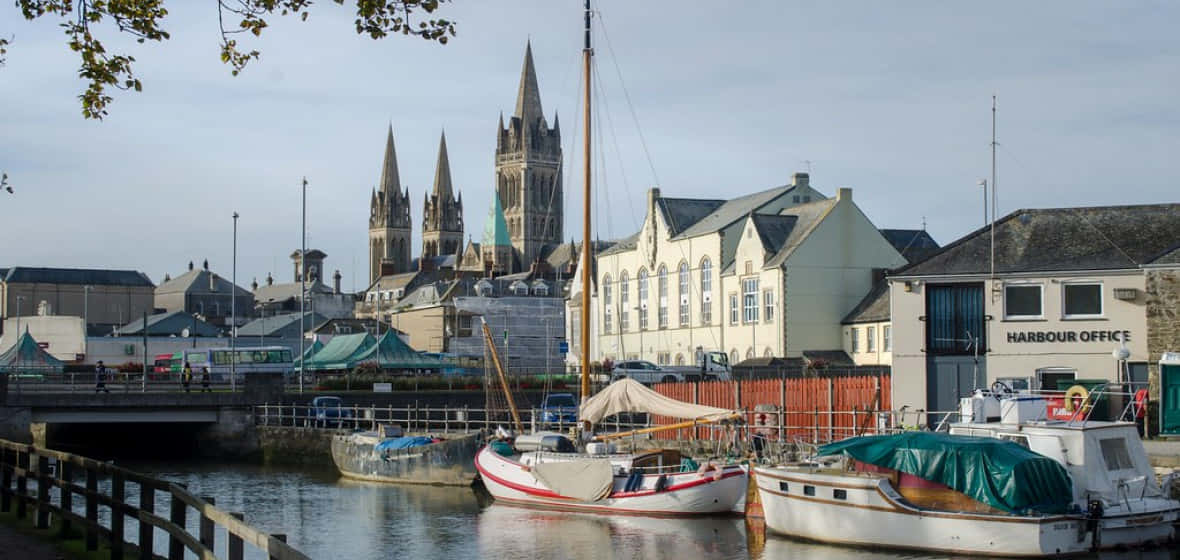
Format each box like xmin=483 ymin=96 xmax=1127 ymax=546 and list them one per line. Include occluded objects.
xmin=579 ymin=0 xmax=593 ymax=405
xmin=990 ymin=96 xmax=997 ymax=280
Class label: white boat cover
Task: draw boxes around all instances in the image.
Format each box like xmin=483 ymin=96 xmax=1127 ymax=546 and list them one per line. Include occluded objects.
xmin=532 ymin=458 xmax=614 ymax=502
xmin=578 ymin=378 xmax=736 ymax=425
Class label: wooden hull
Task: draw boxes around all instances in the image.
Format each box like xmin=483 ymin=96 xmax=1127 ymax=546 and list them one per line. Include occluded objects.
xmin=475 ymin=446 xmax=747 ymax=516
xmin=754 ymin=466 xmax=1177 ymax=557
xmin=331 ymin=431 xmax=482 ymax=486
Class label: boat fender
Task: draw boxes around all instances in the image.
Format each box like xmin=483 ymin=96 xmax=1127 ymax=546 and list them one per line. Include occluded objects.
xmin=654 ymin=474 xmax=668 ymax=492
xmin=1063 ymin=385 xmax=1092 ymax=415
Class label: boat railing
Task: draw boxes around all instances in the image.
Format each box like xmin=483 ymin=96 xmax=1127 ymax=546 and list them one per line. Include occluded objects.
xmin=972 ymin=382 xmax=1149 ymax=427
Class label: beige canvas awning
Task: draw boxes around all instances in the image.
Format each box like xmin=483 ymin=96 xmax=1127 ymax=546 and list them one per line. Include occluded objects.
xmin=578 ymin=378 xmax=736 ymax=425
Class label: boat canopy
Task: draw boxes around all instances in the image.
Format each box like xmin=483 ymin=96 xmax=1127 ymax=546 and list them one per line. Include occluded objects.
xmin=578 ymin=378 xmax=736 ymax=425
xmin=817 ymin=432 xmax=1074 ymax=515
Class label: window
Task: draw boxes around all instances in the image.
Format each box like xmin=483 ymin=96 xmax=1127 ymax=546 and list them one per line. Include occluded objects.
xmin=657 ymin=352 xmax=670 ymax=365
xmin=867 ymin=326 xmax=876 ymax=352
xmin=778 ymin=481 xmax=789 ymax=492
xmin=657 ymin=265 xmax=668 ymax=329
xmin=743 ymin=278 xmax=759 ymax=323
xmin=926 ymin=283 xmax=986 ymax=355
xmin=603 ymin=274 xmax=613 ymax=335
xmin=730 ymin=349 xmax=738 ymax=364
xmin=763 ymin=290 xmax=775 ymax=322
xmin=1063 ymin=283 xmax=1103 ymax=318
xmin=883 ymin=325 xmax=892 ymax=352
xmin=851 ymin=327 xmax=860 ymax=353
xmin=729 ymin=293 xmax=739 ymax=325
xmin=764 ymin=348 xmax=773 ymax=358
xmin=678 ymin=262 xmax=690 ymax=327
xmin=603 ymin=308 xmax=612 ymax=335
xmin=803 ymin=485 xmax=816 ymax=497
xmin=511 ymin=281 xmax=529 ymax=296
xmin=1004 ymin=284 xmax=1043 ymax=319
xmin=700 ymin=257 xmax=712 ymax=325
xmin=675 ymin=354 xmax=684 ymax=366
xmin=532 ymin=282 xmax=549 ymax=296
xmin=638 ymin=269 xmax=649 ymax=330
xmin=833 ymin=489 xmax=847 ymax=500
xmin=746 ymin=348 xmax=755 ymax=360
xmin=619 ymin=272 xmax=630 ymax=331
xmin=1099 ymin=437 xmax=1134 ymax=471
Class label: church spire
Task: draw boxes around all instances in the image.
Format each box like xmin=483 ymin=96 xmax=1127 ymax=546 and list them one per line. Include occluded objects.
xmin=432 ymin=130 xmax=453 ymax=202
xmin=378 ymin=124 xmax=401 ymax=196
xmin=514 ymin=41 xmax=544 ymax=127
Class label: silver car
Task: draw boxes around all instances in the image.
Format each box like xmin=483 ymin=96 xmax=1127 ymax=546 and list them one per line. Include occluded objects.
xmin=611 ymin=360 xmax=684 ymax=384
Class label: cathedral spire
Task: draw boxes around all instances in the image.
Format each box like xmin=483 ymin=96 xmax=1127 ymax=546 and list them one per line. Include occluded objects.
xmin=432 ymin=130 xmax=453 ymax=202
xmin=514 ymin=41 xmax=544 ymax=128
xmin=378 ymin=124 xmax=401 ymax=196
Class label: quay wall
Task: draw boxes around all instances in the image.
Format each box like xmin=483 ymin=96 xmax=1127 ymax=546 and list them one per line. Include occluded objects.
xmin=256 ymin=425 xmax=335 ymax=466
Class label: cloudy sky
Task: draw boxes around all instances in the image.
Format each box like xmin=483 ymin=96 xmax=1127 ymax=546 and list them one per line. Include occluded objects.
xmin=2 ymin=1 xmax=1178 ymax=292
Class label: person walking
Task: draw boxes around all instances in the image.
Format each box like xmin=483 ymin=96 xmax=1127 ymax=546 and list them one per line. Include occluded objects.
xmin=200 ymin=367 xmax=212 ymax=393
xmin=182 ymin=361 xmax=193 ymax=393
xmin=94 ymin=360 xmax=109 ymax=393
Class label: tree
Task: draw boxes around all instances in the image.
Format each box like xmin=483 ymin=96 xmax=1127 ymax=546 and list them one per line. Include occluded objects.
xmin=9 ymin=1 xmax=456 ymax=119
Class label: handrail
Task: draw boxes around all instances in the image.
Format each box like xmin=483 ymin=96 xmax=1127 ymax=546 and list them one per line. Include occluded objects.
xmin=0 ymin=439 xmax=310 ymax=560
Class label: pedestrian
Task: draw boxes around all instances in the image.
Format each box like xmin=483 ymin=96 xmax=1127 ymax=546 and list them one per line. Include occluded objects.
xmin=94 ymin=360 xmax=110 ymax=393
xmin=182 ymin=361 xmax=193 ymax=393
xmin=1134 ymin=388 xmax=1149 ymax=437
xmin=201 ymin=367 xmax=211 ymax=392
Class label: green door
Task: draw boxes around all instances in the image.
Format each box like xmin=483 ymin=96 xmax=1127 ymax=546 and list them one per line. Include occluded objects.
xmin=1163 ymin=364 xmax=1180 ymax=436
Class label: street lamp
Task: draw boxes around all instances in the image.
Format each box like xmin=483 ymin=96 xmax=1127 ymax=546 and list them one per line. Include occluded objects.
xmin=83 ymin=285 xmax=92 ymax=360
xmin=299 ymin=177 xmax=307 ymax=394
xmin=232 ymin=211 xmax=239 ymax=391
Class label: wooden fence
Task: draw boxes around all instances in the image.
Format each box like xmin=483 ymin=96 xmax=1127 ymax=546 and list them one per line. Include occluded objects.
xmin=651 ymin=374 xmax=892 ymax=443
xmin=0 ymin=439 xmax=309 ymax=560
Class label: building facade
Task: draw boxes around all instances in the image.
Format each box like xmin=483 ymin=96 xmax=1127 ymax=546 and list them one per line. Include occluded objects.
xmin=155 ymin=260 xmax=254 ymax=329
xmin=369 ymin=125 xmax=414 ymax=282
xmin=422 ymin=132 xmax=464 ymax=261
xmin=888 ymin=204 xmax=1180 ymax=414
xmin=0 ymin=267 xmax=155 ymax=335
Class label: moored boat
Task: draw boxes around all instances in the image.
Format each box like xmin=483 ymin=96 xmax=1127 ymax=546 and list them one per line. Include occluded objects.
xmin=331 ymin=428 xmax=483 ymax=486
xmin=755 ymin=394 xmax=1179 ymax=556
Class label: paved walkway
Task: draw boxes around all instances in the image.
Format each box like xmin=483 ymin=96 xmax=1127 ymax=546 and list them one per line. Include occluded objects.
xmin=0 ymin=524 xmax=61 ymax=560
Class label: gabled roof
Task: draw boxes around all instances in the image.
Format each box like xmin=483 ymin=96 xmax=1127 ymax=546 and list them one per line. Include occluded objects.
xmin=656 ymin=198 xmax=726 ymax=237
xmin=237 ymin=312 xmax=326 ymax=337
xmin=1147 ymin=243 xmax=1180 ymax=266
xmin=156 ymin=268 xmax=252 ymax=296
xmin=3 ymin=267 xmax=154 ymax=287
xmin=254 ymin=279 xmax=335 ymax=303
xmin=749 ymin=214 xmax=799 ymax=255
xmin=879 ymin=229 xmax=941 ymax=264
xmin=894 ymin=203 xmax=1180 ymax=277
xmin=597 ymin=232 xmax=641 ymax=257
xmin=672 ymin=185 xmax=798 ymax=240
xmin=117 ymin=311 xmax=221 ymax=337
xmin=842 ymin=281 xmax=890 ymax=324
xmin=311 ymin=318 xmax=401 ymax=336
xmin=765 ymin=198 xmax=840 ymax=268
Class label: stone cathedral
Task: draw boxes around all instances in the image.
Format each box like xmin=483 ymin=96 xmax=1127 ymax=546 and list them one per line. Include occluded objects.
xmin=368 ymin=42 xmax=562 ymax=283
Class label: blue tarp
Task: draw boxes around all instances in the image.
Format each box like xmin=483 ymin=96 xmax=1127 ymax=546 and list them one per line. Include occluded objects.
xmin=375 ymin=436 xmax=435 ymax=452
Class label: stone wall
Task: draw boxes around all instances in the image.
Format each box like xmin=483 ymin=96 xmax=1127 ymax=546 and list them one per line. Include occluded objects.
xmin=255 ymin=425 xmax=335 ymax=466
xmin=1146 ymin=268 xmax=1180 ymax=399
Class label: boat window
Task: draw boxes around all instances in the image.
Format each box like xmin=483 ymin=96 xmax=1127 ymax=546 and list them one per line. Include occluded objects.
xmin=803 ymin=485 xmax=815 ymax=497
xmin=999 ymin=434 xmax=1030 ymax=448
xmin=1099 ymin=437 xmax=1134 ymax=471
xmin=778 ymin=481 xmax=788 ymax=493
xmin=833 ymin=489 xmax=847 ymax=500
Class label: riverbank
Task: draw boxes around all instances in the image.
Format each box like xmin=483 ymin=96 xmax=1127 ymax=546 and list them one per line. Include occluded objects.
xmin=0 ymin=507 xmax=134 ymax=560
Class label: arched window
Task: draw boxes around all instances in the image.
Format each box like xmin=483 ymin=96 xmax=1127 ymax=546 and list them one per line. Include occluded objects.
xmin=746 ymin=348 xmax=755 ymax=360
xmin=637 ymin=268 xmax=649 ymax=330
xmin=657 ymin=265 xmax=668 ymax=329
xmin=700 ymin=257 xmax=713 ymax=325
xmin=619 ymin=271 xmax=630 ymax=331
xmin=678 ymin=262 xmax=690 ymax=326
xmin=764 ymin=348 xmax=774 ymax=358
xmin=602 ymin=274 xmax=613 ymax=334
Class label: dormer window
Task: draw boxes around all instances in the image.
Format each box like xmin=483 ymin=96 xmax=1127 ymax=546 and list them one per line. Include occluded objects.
xmin=475 ymin=279 xmax=495 ymax=297
xmin=532 ymin=281 xmax=549 ymax=296
xmin=510 ymin=280 xmax=529 ymax=296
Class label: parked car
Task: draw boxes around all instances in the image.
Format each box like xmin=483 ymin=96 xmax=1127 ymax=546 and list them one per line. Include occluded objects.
xmin=611 ymin=361 xmax=685 ymax=384
xmin=539 ymin=392 xmax=578 ymax=427
xmin=310 ymin=396 xmax=354 ymax=428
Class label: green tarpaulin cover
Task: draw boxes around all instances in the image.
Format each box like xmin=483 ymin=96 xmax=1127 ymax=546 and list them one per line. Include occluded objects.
xmin=301 ymin=333 xmax=375 ymax=371
xmin=301 ymin=331 xmax=445 ymax=371
xmin=817 ymin=432 xmax=1074 ymax=515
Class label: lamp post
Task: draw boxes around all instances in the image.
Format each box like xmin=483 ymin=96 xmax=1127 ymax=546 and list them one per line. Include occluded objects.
xmin=15 ymin=295 xmax=24 ymax=337
xmin=83 ymin=285 xmax=92 ymax=359
xmin=232 ymin=211 xmax=239 ymax=391
xmin=299 ymin=177 xmax=307 ymax=394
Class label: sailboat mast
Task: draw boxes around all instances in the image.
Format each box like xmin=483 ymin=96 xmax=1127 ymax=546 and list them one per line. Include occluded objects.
xmin=579 ymin=0 xmax=593 ymax=405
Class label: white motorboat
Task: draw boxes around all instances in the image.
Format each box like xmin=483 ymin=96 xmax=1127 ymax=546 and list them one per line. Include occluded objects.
xmin=755 ymin=392 xmax=1179 ymax=556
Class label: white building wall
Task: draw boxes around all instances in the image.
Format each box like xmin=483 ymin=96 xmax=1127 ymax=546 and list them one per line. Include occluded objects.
xmin=844 ymin=320 xmax=893 ymax=366
xmin=1 ymin=316 xmax=85 ymax=361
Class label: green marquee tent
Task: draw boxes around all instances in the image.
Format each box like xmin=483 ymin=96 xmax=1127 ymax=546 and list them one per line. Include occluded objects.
xmin=301 ymin=333 xmax=375 ymax=371
xmin=0 ymin=331 xmax=66 ymax=374
xmin=300 ymin=331 xmax=445 ymax=372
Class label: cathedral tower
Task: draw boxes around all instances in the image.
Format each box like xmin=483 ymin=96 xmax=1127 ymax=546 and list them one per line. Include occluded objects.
xmin=495 ymin=42 xmax=563 ymax=271
xmin=422 ymin=131 xmax=464 ymax=262
xmin=369 ymin=125 xmax=412 ymax=283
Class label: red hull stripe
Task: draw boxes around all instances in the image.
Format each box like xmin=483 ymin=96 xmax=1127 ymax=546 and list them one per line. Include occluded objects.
xmin=490 ymin=495 xmax=738 ymax=517
xmin=475 ymin=449 xmax=744 ymax=501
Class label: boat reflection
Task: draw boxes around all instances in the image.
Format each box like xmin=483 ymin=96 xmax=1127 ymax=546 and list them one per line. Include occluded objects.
xmin=476 ymin=504 xmax=746 ymax=560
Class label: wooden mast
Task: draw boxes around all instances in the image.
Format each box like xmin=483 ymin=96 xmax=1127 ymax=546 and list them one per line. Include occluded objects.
xmin=579 ymin=0 xmax=593 ymax=406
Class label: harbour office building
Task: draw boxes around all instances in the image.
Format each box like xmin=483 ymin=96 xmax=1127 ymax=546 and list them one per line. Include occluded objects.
xmin=888 ymin=204 xmax=1180 ymax=415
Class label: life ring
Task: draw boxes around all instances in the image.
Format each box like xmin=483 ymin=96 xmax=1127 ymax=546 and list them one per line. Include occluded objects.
xmin=696 ymin=461 xmax=724 ymax=481
xmin=1063 ymin=385 xmax=1091 ymax=414
xmin=1133 ymin=389 xmax=1149 ymax=418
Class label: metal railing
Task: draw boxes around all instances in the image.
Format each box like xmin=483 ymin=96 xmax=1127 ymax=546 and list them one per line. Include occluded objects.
xmin=0 ymin=439 xmax=308 ymax=560
xmin=2 ymin=371 xmax=314 ymax=394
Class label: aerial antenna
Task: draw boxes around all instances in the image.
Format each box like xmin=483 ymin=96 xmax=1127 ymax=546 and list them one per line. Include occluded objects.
xmin=990 ymin=95 xmax=997 ymax=280
xmin=802 ymin=160 xmax=813 ymax=174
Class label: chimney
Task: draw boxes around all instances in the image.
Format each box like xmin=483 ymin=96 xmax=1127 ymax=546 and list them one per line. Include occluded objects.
xmin=792 ymin=172 xmax=809 ymax=188
xmin=837 ymin=187 xmax=852 ymax=201
xmin=209 ymin=272 xmax=218 ymax=292
xmin=203 ymin=259 xmax=209 ymax=271
xmin=333 ymin=270 xmax=342 ymax=295
xmin=251 ymin=277 xmax=259 ymax=291
xmin=647 ymin=187 xmax=661 ymax=218
xmin=266 ymin=272 xmax=274 ymax=286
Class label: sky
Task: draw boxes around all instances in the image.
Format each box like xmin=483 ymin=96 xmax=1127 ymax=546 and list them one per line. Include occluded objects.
xmin=2 ymin=1 xmax=1179 ymax=293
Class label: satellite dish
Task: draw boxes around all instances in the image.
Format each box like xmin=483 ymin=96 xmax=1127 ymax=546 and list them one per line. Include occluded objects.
xmin=181 ymin=328 xmax=191 ymax=338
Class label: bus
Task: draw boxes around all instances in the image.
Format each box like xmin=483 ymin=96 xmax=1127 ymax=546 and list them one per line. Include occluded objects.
xmin=155 ymin=347 xmax=294 ymax=382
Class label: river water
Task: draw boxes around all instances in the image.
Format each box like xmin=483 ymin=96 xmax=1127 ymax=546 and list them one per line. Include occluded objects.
xmin=123 ymin=461 xmax=1176 ymax=560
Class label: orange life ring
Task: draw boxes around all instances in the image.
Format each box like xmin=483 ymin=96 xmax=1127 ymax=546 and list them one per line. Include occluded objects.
xmin=1063 ymin=385 xmax=1091 ymax=415
xmin=1134 ymin=389 xmax=1149 ymax=418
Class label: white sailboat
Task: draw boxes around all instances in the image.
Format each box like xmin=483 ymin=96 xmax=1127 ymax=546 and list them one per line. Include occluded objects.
xmin=475 ymin=0 xmax=748 ymax=516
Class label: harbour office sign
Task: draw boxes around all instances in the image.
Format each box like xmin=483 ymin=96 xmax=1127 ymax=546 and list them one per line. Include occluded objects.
xmin=1006 ymin=329 xmax=1131 ymax=344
